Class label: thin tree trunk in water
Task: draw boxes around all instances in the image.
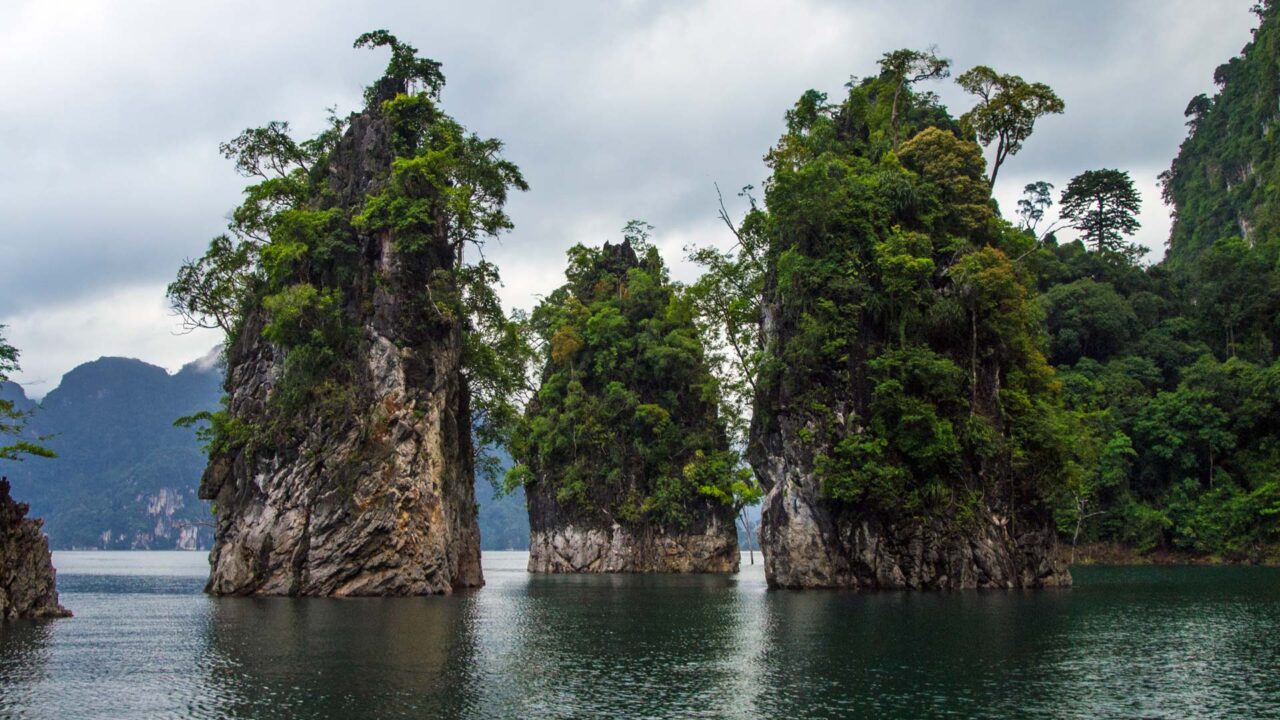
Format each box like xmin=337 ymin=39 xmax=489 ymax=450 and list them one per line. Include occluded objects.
xmin=740 ymin=508 xmax=755 ymax=565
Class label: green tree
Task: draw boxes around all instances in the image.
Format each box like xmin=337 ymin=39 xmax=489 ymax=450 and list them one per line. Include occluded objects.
xmin=898 ymin=126 xmax=992 ymax=235
xmin=1040 ymin=279 xmax=1139 ymax=365
xmin=0 ymin=328 xmax=54 ymax=462
xmin=1059 ymin=428 xmax=1135 ymax=563
xmin=1059 ymin=169 xmax=1144 ymax=261
xmin=878 ymin=47 xmax=951 ymax=150
xmin=507 ymin=226 xmax=739 ymax=528
xmin=685 ymin=187 xmax=768 ymax=558
xmin=957 ymin=66 xmax=1065 ymax=188
xmin=685 ymin=185 xmax=767 ymax=449
xmin=1016 ymin=181 xmax=1063 ymax=238
xmin=1188 ymin=235 xmax=1278 ymax=360
xmin=171 ymin=31 xmax=529 ymax=470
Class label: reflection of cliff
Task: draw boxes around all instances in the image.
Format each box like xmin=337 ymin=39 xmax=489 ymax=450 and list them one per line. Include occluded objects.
xmin=480 ymin=572 xmax=747 ymax=715
xmin=198 ymin=596 xmax=481 ymax=717
xmin=751 ymin=585 xmax=1073 ymax=716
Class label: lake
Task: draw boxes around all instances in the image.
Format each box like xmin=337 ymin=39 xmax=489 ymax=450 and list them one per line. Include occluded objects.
xmin=0 ymin=552 xmax=1277 ymax=718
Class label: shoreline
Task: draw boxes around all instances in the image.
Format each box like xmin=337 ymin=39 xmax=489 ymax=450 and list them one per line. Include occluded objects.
xmin=1065 ymin=543 xmax=1280 ymax=567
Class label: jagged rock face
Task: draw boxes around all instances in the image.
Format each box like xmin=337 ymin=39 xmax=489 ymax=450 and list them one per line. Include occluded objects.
xmin=750 ymin=326 xmax=1071 ymax=591
xmin=515 ymin=238 xmax=741 ymax=574
xmin=0 ymin=479 xmax=70 ymax=620
xmin=526 ymin=480 xmax=739 ymax=573
xmin=199 ymin=91 xmax=482 ymax=597
xmin=754 ymin=416 xmax=1067 ymax=589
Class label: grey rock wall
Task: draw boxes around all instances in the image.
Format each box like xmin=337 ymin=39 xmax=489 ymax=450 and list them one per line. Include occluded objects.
xmin=0 ymin=478 xmax=70 ymax=619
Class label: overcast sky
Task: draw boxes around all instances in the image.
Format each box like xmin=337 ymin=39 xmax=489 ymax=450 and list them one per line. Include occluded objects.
xmin=0 ymin=0 xmax=1258 ymax=396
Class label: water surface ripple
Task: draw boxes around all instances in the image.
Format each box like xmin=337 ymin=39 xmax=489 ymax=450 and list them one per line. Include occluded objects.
xmin=1 ymin=552 xmax=1277 ymax=718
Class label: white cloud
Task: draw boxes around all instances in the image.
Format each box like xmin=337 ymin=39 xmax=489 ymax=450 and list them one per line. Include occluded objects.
xmin=1 ymin=283 xmax=217 ymax=399
xmin=0 ymin=0 xmax=1262 ymax=384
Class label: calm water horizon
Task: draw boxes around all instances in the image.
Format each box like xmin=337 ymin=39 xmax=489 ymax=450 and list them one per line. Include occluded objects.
xmin=0 ymin=551 xmax=1277 ymax=718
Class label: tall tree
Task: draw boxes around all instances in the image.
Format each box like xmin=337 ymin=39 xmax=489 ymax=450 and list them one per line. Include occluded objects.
xmin=0 ymin=328 xmax=53 ymax=462
xmin=685 ymin=185 xmax=767 ymax=448
xmin=957 ymin=65 xmax=1064 ymax=188
xmin=686 ymin=185 xmax=768 ymax=559
xmin=878 ymin=47 xmax=951 ymax=151
xmin=1016 ymin=181 xmax=1055 ymax=235
xmin=1059 ymin=169 xmax=1144 ymax=261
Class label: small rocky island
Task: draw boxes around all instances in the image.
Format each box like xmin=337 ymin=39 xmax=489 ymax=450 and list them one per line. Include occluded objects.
xmin=181 ymin=33 xmax=527 ymax=596
xmin=746 ymin=60 xmax=1071 ymax=589
xmin=0 ymin=478 xmax=69 ymax=619
xmin=510 ymin=235 xmax=740 ymax=573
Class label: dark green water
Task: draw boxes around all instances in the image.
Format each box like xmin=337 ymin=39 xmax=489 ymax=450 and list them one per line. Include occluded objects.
xmin=1 ymin=552 xmax=1278 ymax=719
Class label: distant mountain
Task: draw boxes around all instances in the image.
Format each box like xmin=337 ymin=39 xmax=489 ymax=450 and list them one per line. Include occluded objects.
xmin=1 ymin=353 xmax=224 ymax=549
xmin=0 ymin=381 xmax=36 ymax=414
xmin=0 ymin=350 xmax=531 ymax=551
xmin=477 ymin=466 xmax=529 ymax=552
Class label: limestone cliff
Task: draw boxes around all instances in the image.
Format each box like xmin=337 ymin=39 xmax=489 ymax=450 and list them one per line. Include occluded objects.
xmin=0 ymin=478 xmax=70 ymax=619
xmin=745 ymin=74 xmax=1072 ymax=591
xmin=526 ymin=480 xmax=739 ymax=574
xmin=512 ymin=238 xmax=740 ymax=574
xmin=750 ymin=259 xmax=1072 ymax=590
xmin=199 ymin=63 xmax=483 ymax=596
xmin=751 ymin=409 xmax=1067 ymax=589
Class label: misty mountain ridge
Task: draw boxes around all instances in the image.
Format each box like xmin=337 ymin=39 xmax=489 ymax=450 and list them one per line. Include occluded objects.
xmin=0 ymin=348 xmax=531 ymax=551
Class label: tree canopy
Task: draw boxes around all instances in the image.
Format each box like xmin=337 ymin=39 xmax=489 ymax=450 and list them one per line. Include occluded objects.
xmin=169 ymin=31 xmax=528 ymax=475
xmin=1029 ymin=4 xmax=1280 ymax=560
xmin=957 ymin=65 xmax=1064 ymax=188
xmin=1059 ymin=169 xmax=1144 ymax=262
xmin=505 ymin=225 xmax=743 ymax=527
xmin=877 ymin=47 xmax=951 ymax=151
xmin=703 ymin=52 xmax=1075 ymax=526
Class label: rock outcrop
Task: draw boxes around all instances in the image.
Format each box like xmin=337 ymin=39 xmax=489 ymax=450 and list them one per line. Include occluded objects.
xmin=527 ymin=482 xmax=739 ymax=573
xmin=0 ymin=478 xmax=70 ymax=619
xmin=750 ymin=293 xmax=1072 ymax=591
xmin=752 ymin=419 xmax=1068 ymax=589
xmin=199 ymin=71 xmax=482 ymax=597
xmin=746 ymin=79 xmax=1073 ymax=591
xmin=514 ymin=238 xmax=741 ymax=575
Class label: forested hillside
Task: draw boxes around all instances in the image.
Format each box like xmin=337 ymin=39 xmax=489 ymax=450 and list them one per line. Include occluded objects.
xmin=1 ymin=354 xmax=222 ymax=549
xmin=1031 ymin=1 xmax=1280 ymax=560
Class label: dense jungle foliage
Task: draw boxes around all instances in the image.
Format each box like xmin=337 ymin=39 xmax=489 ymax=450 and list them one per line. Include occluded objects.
xmin=1033 ymin=1 xmax=1280 ymax=559
xmin=689 ymin=4 xmax=1280 ymax=561
xmin=504 ymin=225 xmax=746 ymax=527
xmin=164 ymin=11 xmax=1280 ymax=559
xmin=716 ymin=50 xmax=1075 ymax=530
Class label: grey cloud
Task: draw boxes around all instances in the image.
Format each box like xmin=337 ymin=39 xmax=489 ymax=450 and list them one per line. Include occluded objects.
xmin=0 ymin=0 xmax=1260 ymax=385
